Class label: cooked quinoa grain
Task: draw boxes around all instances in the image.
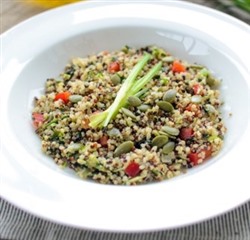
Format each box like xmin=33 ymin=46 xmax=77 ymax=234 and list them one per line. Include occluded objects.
xmin=32 ymin=46 xmax=226 ymax=185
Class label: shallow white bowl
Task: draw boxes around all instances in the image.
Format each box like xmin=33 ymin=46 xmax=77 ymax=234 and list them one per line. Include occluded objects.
xmin=1 ymin=1 xmax=250 ymax=232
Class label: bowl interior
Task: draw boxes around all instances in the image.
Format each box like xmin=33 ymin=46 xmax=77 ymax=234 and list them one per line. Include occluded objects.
xmin=6 ymin=24 xmax=249 ymax=180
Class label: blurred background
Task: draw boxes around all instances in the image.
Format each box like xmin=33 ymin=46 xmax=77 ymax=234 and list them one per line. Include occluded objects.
xmin=1 ymin=0 xmax=250 ymax=34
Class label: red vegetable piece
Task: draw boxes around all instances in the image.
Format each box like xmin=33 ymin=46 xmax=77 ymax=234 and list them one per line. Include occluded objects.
xmin=203 ymin=147 xmax=212 ymax=159
xmin=32 ymin=113 xmax=44 ymax=129
xmin=188 ymin=152 xmax=200 ymax=166
xmin=108 ymin=61 xmax=121 ymax=73
xmin=99 ymin=135 xmax=109 ymax=147
xmin=125 ymin=162 xmax=140 ymax=177
xmin=179 ymin=127 xmax=194 ymax=140
xmin=54 ymin=92 xmax=70 ymax=104
xmin=192 ymin=83 xmax=202 ymax=95
xmin=188 ymin=146 xmax=212 ymax=166
xmin=171 ymin=60 xmax=186 ymax=73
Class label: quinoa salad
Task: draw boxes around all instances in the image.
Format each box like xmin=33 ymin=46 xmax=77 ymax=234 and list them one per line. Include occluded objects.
xmin=32 ymin=46 xmax=226 ymax=185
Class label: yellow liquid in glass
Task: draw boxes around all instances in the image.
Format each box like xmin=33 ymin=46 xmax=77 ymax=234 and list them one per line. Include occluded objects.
xmin=29 ymin=0 xmax=81 ymax=8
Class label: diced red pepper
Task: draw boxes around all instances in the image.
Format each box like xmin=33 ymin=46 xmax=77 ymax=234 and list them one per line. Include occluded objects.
xmin=108 ymin=61 xmax=121 ymax=73
xmin=188 ymin=147 xmax=212 ymax=166
xmin=171 ymin=60 xmax=186 ymax=73
xmin=188 ymin=152 xmax=200 ymax=165
xmin=32 ymin=113 xmax=44 ymax=129
xmin=192 ymin=83 xmax=202 ymax=95
xmin=54 ymin=92 xmax=70 ymax=104
xmin=99 ymin=135 xmax=109 ymax=147
xmin=125 ymin=162 xmax=140 ymax=177
xmin=203 ymin=147 xmax=212 ymax=159
xmin=179 ymin=127 xmax=194 ymax=140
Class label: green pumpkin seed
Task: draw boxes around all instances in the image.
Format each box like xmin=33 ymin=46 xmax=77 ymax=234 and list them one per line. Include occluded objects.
xmin=162 ymin=142 xmax=175 ymax=154
xmin=161 ymin=126 xmax=180 ymax=136
xmin=157 ymin=101 xmax=174 ymax=112
xmin=107 ymin=128 xmax=121 ymax=137
xmin=69 ymin=95 xmax=83 ymax=103
xmin=158 ymin=131 xmax=169 ymax=136
xmin=162 ymin=56 xmax=174 ymax=63
xmin=114 ymin=141 xmax=134 ymax=157
xmin=121 ymin=108 xmax=137 ymax=119
xmin=206 ymin=76 xmax=220 ymax=87
xmin=161 ymin=151 xmax=175 ymax=163
xmin=152 ymin=135 xmax=169 ymax=148
xmin=205 ymin=104 xmax=216 ymax=114
xmin=127 ymin=96 xmax=142 ymax=107
xmin=111 ymin=74 xmax=121 ymax=85
xmin=189 ymin=64 xmax=204 ymax=69
xmin=191 ymin=95 xmax=202 ymax=103
xmin=138 ymin=104 xmax=150 ymax=112
xmin=163 ymin=89 xmax=177 ymax=103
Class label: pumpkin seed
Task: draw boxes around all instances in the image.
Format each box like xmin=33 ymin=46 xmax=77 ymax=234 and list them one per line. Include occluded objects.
xmin=107 ymin=128 xmax=121 ymax=137
xmin=137 ymin=104 xmax=150 ymax=112
xmin=162 ymin=142 xmax=175 ymax=154
xmin=191 ymin=95 xmax=202 ymax=103
xmin=161 ymin=152 xmax=175 ymax=163
xmin=127 ymin=96 xmax=142 ymax=107
xmin=162 ymin=126 xmax=180 ymax=136
xmin=69 ymin=95 xmax=83 ymax=103
xmin=157 ymin=101 xmax=174 ymax=112
xmin=111 ymin=74 xmax=121 ymax=85
xmin=206 ymin=76 xmax=220 ymax=87
xmin=114 ymin=141 xmax=134 ymax=157
xmin=205 ymin=104 xmax=216 ymax=114
xmin=189 ymin=64 xmax=204 ymax=69
xmin=121 ymin=108 xmax=137 ymax=119
xmin=163 ymin=89 xmax=177 ymax=103
xmin=152 ymin=135 xmax=169 ymax=148
xmin=158 ymin=131 xmax=169 ymax=136
xmin=162 ymin=56 xmax=174 ymax=63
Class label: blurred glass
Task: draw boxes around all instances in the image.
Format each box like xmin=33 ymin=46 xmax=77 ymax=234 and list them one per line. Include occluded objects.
xmin=234 ymin=0 xmax=250 ymax=12
xmin=29 ymin=0 xmax=81 ymax=8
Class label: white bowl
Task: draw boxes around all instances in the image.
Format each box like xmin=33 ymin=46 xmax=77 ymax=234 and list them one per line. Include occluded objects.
xmin=1 ymin=1 xmax=250 ymax=232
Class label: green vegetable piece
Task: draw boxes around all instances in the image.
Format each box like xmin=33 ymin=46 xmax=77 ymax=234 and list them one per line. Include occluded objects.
xmin=131 ymin=62 xmax=162 ymax=96
xmin=199 ymin=68 xmax=210 ymax=77
xmin=134 ymin=88 xmax=148 ymax=98
xmin=160 ymin=78 xmax=169 ymax=85
xmin=87 ymin=155 xmax=98 ymax=168
xmin=89 ymin=54 xmax=161 ymax=128
xmin=67 ymin=143 xmax=83 ymax=152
